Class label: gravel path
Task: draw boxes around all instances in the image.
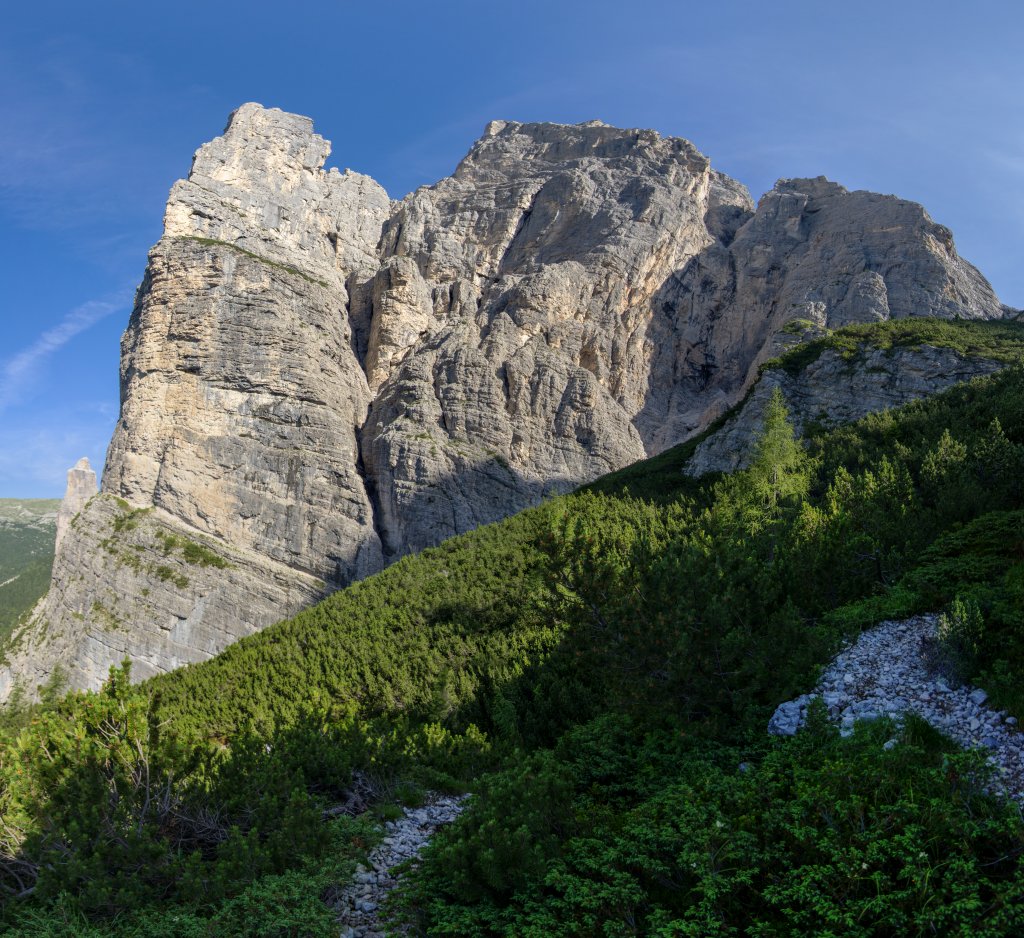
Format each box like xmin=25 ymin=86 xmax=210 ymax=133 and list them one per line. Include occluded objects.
xmin=769 ymin=615 xmax=1024 ymax=799
xmin=336 ymin=794 xmax=467 ymax=938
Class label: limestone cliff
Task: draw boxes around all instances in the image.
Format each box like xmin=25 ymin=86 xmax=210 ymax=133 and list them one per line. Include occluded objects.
xmin=361 ymin=119 xmax=754 ymax=555
xmin=104 ymin=104 xmax=390 ymax=586
xmin=0 ymin=495 xmax=324 ymax=698
xmin=2 ymin=104 xmax=1009 ymax=698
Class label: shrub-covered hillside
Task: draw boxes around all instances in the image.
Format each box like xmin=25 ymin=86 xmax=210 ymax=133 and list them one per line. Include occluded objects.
xmin=1 ymin=322 xmax=1023 ymax=935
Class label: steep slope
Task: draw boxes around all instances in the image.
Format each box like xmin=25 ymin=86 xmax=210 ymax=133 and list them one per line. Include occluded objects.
xmin=687 ymin=319 xmax=1024 ymax=476
xmin=1 ymin=357 xmax=1022 ymax=935
xmin=5 ymin=104 xmax=1009 ymax=698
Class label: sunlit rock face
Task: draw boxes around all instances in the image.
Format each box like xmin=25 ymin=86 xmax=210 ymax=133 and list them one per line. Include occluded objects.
xmin=104 ymin=104 xmax=391 ymax=587
xmin=53 ymin=457 xmax=97 ymax=557
xmin=3 ymin=104 xmax=1006 ymax=699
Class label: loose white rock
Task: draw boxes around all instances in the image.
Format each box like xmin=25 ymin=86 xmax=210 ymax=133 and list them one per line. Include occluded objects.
xmin=333 ymin=794 xmax=467 ymax=935
xmin=767 ymin=615 xmax=1024 ymax=800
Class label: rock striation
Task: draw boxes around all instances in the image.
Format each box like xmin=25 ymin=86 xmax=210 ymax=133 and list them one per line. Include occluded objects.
xmin=104 ymin=104 xmax=390 ymax=587
xmin=0 ymin=495 xmax=326 ymax=698
xmin=2 ymin=104 xmax=1010 ymax=698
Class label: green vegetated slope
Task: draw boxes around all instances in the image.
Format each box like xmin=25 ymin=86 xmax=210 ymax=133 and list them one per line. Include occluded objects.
xmin=0 ymin=500 xmax=59 ymax=648
xmin=765 ymin=315 xmax=1024 ymax=375
xmin=2 ymin=321 xmax=1024 ymax=935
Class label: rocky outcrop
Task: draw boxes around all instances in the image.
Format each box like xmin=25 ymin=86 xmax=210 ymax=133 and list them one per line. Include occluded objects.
xmin=360 ymin=120 xmax=756 ymax=556
xmin=53 ymin=457 xmax=98 ymax=556
xmin=687 ymin=341 xmax=1008 ymax=477
xmin=4 ymin=104 xmax=1009 ymax=699
xmin=103 ymin=104 xmax=390 ymax=587
xmin=0 ymin=495 xmax=326 ymax=696
xmin=640 ymin=176 xmax=1003 ymax=453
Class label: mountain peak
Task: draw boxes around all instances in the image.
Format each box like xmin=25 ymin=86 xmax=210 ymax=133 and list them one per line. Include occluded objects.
xmin=1 ymin=105 xmax=1007 ymax=697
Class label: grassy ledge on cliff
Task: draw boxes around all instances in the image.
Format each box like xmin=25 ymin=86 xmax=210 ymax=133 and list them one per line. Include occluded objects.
xmin=1 ymin=320 xmax=1023 ymax=935
xmin=765 ymin=316 xmax=1024 ymax=376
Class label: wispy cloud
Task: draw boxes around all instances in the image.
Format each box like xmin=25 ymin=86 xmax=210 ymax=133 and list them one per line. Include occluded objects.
xmin=0 ymin=295 xmax=127 ymax=411
xmin=984 ymin=144 xmax=1024 ymax=178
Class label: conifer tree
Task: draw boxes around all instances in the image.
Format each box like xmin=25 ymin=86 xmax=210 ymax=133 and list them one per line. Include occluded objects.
xmin=749 ymin=386 xmax=809 ymax=515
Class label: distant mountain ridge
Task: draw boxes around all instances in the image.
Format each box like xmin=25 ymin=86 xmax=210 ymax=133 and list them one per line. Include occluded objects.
xmin=0 ymin=499 xmax=60 ymax=529
xmin=1 ymin=103 xmax=1013 ymax=698
xmin=0 ymin=499 xmax=59 ymax=654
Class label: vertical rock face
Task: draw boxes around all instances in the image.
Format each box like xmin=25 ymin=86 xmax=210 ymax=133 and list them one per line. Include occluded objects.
xmin=362 ymin=120 xmax=756 ymax=555
xmin=3 ymin=104 xmax=1009 ymax=698
xmin=1 ymin=492 xmax=327 ymax=697
xmin=53 ymin=458 xmax=97 ymax=556
xmin=103 ymin=104 xmax=391 ymax=586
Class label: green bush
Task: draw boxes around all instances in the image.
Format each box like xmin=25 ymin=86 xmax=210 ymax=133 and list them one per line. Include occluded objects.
xmin=3 ymin=321 xmax=1024 ymax=931
xmin=401 ymin=715 xmax=1024 ymax=936
xmin=933 ymin=595 xmax=985 ymax=683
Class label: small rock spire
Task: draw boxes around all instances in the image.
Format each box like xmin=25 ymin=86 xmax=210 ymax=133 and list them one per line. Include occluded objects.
xmin=54 ymin=457 xmax=98 ymax=556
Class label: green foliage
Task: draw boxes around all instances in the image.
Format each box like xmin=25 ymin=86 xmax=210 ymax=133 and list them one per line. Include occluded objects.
xmin=748 ymin=386 xmax=810 ymax=516
xmin=0 ymin=664 xmax=206 ymax=912
xmin=1 ymin=853 xmax=366 ymax=936
xmin=0 ymin=662 xmax=387 ymax=930
xmin=402 ymin=715 xmax=1024 ymax=936
xmin=0 ymin=557 xmax=52 ymax=647
xmin=180 ymin=541 xmax=228 ymax=568
xmin=392 ymin=341 xmax=1024 ymax=933
xmin=3 ymin=321 xmax=1024 ymax=931
xmin=0 ymin=668 xmax=67 ymax=737
xmin=934 ymin=595 xmax=985 ymax=683
xmin=144 ymin=507 xmax=562 ymax=743
xmin=152 ymin=565 xmax=189 ymax=588
xmin=154 ymin=532 xmax=229 ymax=568
xmin=111 ymin=506 xmax=150 ymax=534
xmin=764 ymin=317 xmax=1024 ymax=377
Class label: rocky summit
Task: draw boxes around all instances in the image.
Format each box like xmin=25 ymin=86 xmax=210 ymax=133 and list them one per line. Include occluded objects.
xmin=1 ymin=103 xmax=1010 ymax=697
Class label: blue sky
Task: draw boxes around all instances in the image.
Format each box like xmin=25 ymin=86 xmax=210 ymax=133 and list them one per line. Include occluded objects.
xmin=1 ymin=0 xmax=1021 ymax=497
